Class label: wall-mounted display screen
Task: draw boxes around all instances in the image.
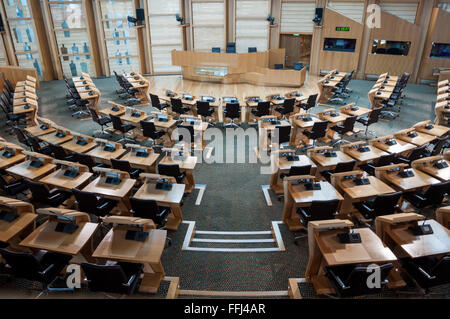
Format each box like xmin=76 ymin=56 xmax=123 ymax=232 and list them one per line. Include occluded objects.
xmin=323 ymin=38 xmax=356 ymax=52
xmin=371 ymin=40 xmax=411 ymax=56
xmin=430 ymin=42 xmax=450 ymax=59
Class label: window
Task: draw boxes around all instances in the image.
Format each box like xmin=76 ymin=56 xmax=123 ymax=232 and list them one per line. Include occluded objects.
xmin=430 ymin=43 xmax=450 ymax=59
xmin=323 ymin=38 xmax=356 ymax=52
xmin=371 ymin=40 xmax=411 ymax=56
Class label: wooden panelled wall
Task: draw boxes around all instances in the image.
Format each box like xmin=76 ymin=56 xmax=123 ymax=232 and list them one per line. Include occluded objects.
xmin=0 ymin=0 xmax=447 ymax=83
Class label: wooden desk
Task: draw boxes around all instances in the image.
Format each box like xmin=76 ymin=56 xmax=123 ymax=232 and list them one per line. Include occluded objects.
xmin=6 ymin=160 xmax=56 ymax=181
xmin=39 ymin=131 xmax=73 ymax=145
xmin=370 ymin=137 xmax=416 ymax=155
xmin=99 ymin=102 xmax=126 ymax=117
xmin=282 ymin=177 xmax=343 ymax=231
xmin=269 ymin=152 xmax=317 ymax=194
xmin=0 ymin=148 xmax=26 ymax=170
xmin=92 ymin=226 xmax=166 ymax=293
xmin=377 ymin=214 xmax=450 ymax=259
xmin=308 ymin=148 xmax=354 ymax=172
xmin=133 ymin=175 xmax=185 ymax=231
xmin=0 ymin=196 xmax=36 ymax=248
xmin=87 ymin=143 xmax=127 ymax=165
xmin=394 ymin=129 xmax=437 ymax=147
xmin=305 ymin=219 xmax=402 ymax=294
xmin=436 ymin=206 xmax=450 ymax=229
xmin=412 ymin=156 xmax=450 ymax=182
xmin=121 ymin=144 xmax=159 ymax=173
xmin=339 ymin=104 xmax=371 ymax=117
xmin=39 ymin=168 xmax=93 ymax=191
xmin=20 ymin=217 xmax=97 ymax=262
xmin=375 ymin=165 xmax=441 ymax=192
xmin=82 ymin=172 xmax=136 ymax=215
xmin=341 ymin=142 xmax=389 ymax=165
xmin=318 ymin=109 xmax=349 ymax=124
xmin=60 ymin=137 xmax=97 ymax=154
xmin=413 ymin=122 xmax=450 ymax=137
xmin=25 ymin=124 xmax=56 ymax=137
xmin=159 ymin=154 xmax=197 ymax=193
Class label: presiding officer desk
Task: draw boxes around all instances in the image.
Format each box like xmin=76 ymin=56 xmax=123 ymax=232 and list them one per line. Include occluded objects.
xmin=171 ymin=49 xmax=306 ymax=87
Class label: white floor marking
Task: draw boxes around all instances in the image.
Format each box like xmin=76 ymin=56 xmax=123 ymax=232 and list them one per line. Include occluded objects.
xmin=261 ymin=185 xmax=272 ymax=206
xmin=194 ymin=184 xmax=206 ymax=205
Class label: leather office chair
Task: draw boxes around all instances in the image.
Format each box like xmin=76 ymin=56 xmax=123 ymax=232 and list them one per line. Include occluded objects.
xmin=140 ymin=120 xmax=166 ymax=148
xmin=130 ymin=197 xmax=172 ymax=246
xmin=359 ymin=153 xmax=395 ymax=176
xmin=279 ymin=165 xmax=312 ymax=181
xmin=250 ymin=101 xmax=271 ymax=122
xmin=170 ymin=98 xmax=189 ymax=117
xmin=73 ymin=152 xmax=108 ymax=172
xmin=303 ymin=121 xmax=328 ymax=148
xmin=150 ymin=94 xmax=167 ymax=111
xmin=13 ymin=126 xmax=33 ymax=150
xmin=403 ymin=181 xmax=450 ymax=209
xmin=330 ymin=116 xmax=357 ymax=146
xmin=177 ymin=124 xmax=195 ymax=147
xmin=224 ymin=103 xmax=241 ymax=128
xmin=0 ymin=248 xmax=73 ymax=298
xmin=196 ymin=101 xmax=215 ymax=126
xmin=30 ymin=136 xmax=52 ymax=155
xmin=158 ymin=164 xmax=186 ymax=184
xmin=325 ymin=263 xmax=393 ymax=298
xmin=299 ymin=94 xmax=318 ymax=113
xmin=426 ymin=136 xmax=448 ymax=156
xmin=275 ymin=98 xmax=295 ymax=120
xmin=356 ymin=107 xmax=382 ymax=139
xmin=321 ymin=160 xmax=356 ymax=182
xmin=49 ymin=144 xmax=75 ymax=161
xmin=270 ymin=125 xmax=291 ymax=149
xmin=0 ymin=175 xmax=28 ymax=196
xmin=89 ymin=107 xmax=112 ymax=137
xmin=111 ymin=158 xmax=142 ymax=179
xmin=25 ymin=179 xmax=71 ymax=207
xmin=353 ymin=191 xmax=402 ymax=222
xmin=81 ymin=262 xmax=143 ymax=296
xmin=72 ymin=188 xmax=118 ymax=219
xmin=297 ymin=199 xmax=340 ymax=227
xmin=401 ymin=256 xmax=450 ymax=292
xmin=0 ymin=100 xmax=26 ymax=134
xmin=110 ymin=114 xmax=135 ymax=144
xmin=394 ymin=145 xmax=428 ymax=165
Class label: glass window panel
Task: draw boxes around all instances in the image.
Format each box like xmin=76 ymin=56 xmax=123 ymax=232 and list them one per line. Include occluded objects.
xmin=151 ymin=45 xmax=181 ymax=73
xmin=4 ymin=0 xmax=31 ymax=19
xmin=108 ymin=56 xmax=140 ymax=74
xmin=105 ymin=39 xmax=138 ymax=58
xmin=49 ymin=2 xmax=86 ymax=29
xmin=8 ymin=20 xmax=38 ymax=51
xmin=60 ymin=56 xmax=94 ymax=77
xmin=55 ymin=29 xmax=91 ymax=56
xmin=16 ymin=53 xmax=42 ymax=76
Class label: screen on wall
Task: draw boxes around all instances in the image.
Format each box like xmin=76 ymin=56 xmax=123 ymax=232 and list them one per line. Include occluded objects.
xmin=371 ymin=40 xmax=411 ymax=56
xmin=430 ymin=42 xmax=450 ymax=59
xmin=323 ymin=38 xmax=356 ymax=52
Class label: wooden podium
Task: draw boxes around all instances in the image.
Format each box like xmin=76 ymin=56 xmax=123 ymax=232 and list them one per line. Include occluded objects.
xmin=171 ymin=49 xmax=306 ymax=87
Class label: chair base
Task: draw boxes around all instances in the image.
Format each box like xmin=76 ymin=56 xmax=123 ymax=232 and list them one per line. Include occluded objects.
xmin=380 ymin=110 xmax=399 ymax=119
xmin=224 ymin=121 xmax=240 ymax=128
xmin=71 ymin=110 xmax=90 ymax=118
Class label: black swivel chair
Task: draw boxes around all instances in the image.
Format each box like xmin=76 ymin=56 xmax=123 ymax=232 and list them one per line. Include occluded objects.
xmin=426 ymin=136 xmax=449 ymax=156
xmin=299 ymin=94 xmax=318 ymax=113
xmin=81 ymin=262 xmax=143 ymax=296
xmin=356 ymin=107 xmax=382 ymax=139
xmin=130 ymin=198 xmax=172 ymax=246
xmin=270 ymin=125 xmax=291 ymax=149
xmin=72 ymin=188 xmax=118 ymax=220
xmin=403 ymin=181 xmax=450 ymax=209
xmin=321 ymin=160 xmax=356 ymax=182
xmin=110 ymin=115 xmax=135 ymax=144
xmin=89 ymin=108 xmax=112 ymax=137
xmin=359 ymin=153 xmax=395 ymax=176
xmin=325 ymin=263 xmax=393 ymax=298
xmin=280 ymin=165 xmax=312 ymax=180
xmin=330 ymin=116 xmax=357 ymax=146
xmin=150 ymin=94 xmax=167 ymax=111
xmin=13 ymin=126 xmax=33 ymax=150
xmin=73 ymin=152 xmax=108 ymax=172
xmin=111 ymin=158 xmax=142 ymax=179
xmin=223 ymin=103 xmax=241 ymax=128
xmin=0 ymin=175 xmax=28 ymax=195
xmin=400 ymin=256 xmax=450 ymax=292
xmin=303 ymin=121 xmax=328 ymax=148
xmin=49 ymin=144 xmax=75 ymax=161
xmin=0 ymin=248 xmax=73 ymax=298
xmin=29 ymin=136 xmax=52 ymax=155
xmin=177 ymin=124 xmax=195 ymax=148
xmin=394 ymin=145 xmax=428 ymax=165
xmin=250 ymin=101 xmax=271 ymax=122
xmin=353 ymin=191 xmax=402 ymax=222
xmin=275 ymin=98 xmax=295 ymax=120
xmin=140 ymin=120 xmax=166 ymax=148
xmin=196 ymin=101 xmax=215 ymax=126
xmin=158 ymin=164 xmax=186 ymax=184
xmin=25 ymin=179 xmax=71 ymax=206
xmin=170 ymin=98 xmax=189 ymax=118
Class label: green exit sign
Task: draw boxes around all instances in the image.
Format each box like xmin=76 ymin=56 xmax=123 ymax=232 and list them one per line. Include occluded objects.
xmin=336 ymin=27 xmax=350 ymax=31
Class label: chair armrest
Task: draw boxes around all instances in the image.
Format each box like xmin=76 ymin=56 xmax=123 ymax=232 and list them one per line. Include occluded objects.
xmin=417 ymin=266 xmax=436 ymax=280
xmin=39 ymin=263 xmax=55 ymax=277
xmin=299 ymin=208 xmax=310 ymax=218
xmin=123 ymin=274 xmax=137 ymax=288
xmin=97 ymin=201 xmax=110 ymax=210
xmin=328 ymin=268 xmax=350 ymax=290
xmin=48 ymin=192 xmax=63 ymax=201
xmin=394 ymin=157 xmax=409 ymax=164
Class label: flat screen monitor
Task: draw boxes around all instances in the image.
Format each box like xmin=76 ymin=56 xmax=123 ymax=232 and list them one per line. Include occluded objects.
xmin=323 ymin=38 xmax=356 ymax=52
xmin=430 ymin=42 xmax=450 ymax=59
xmin=371 ymin=40 xmax=411 ymax=56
